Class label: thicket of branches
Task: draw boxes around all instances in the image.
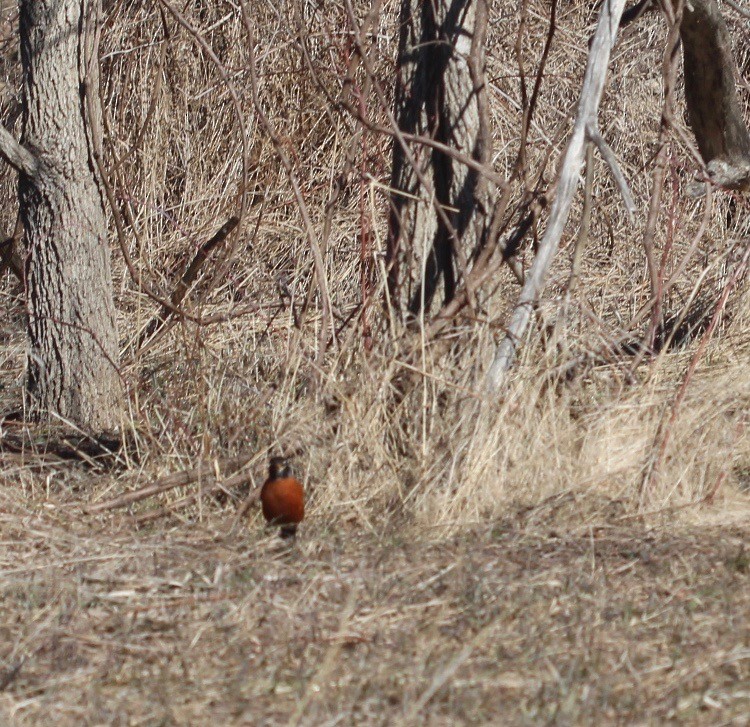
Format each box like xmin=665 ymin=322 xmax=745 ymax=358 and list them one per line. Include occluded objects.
xmin=0 ymin=0 xmax=748 ymax=525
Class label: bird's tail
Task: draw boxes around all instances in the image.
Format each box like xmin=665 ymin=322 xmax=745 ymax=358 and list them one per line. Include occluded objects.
xmin=279 ymin=525 xmax=297 ymax=539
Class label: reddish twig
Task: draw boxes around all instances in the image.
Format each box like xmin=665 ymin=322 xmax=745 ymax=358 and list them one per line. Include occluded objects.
xmin=239 ymin=2 xmax=335 ymax=358
xmin=640 ymin=0 xmax=684 ymax=352
xmin=640 ymin=240 xmax=750 ymax=500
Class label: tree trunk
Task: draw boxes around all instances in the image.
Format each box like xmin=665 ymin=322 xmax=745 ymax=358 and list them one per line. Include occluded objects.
xmin=679 ymin=0 xmax=750 ymax=187
xmin=19 ymin=0 xmax=122 ymax=432
xmin=387 ymin=0 xmax=491 ymax=321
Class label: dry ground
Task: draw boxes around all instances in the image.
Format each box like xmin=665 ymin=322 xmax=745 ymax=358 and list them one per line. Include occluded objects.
xmin=1 ymin=482 xmax=749 ymax=725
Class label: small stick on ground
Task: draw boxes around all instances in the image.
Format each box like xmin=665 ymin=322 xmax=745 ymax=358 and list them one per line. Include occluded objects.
xmin=135 ymin=469 xmax=260 ymax=526
xmin=85 ymin=454 xmax=254 ymax=514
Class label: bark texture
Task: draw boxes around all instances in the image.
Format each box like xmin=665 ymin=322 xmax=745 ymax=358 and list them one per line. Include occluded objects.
xmin=20 ymin=0 xmax=122 ymax=432
xmin=680 ymin=0 xmax=750 ymax=184
xmin=387 ymin=0 xmax=491 ymax=320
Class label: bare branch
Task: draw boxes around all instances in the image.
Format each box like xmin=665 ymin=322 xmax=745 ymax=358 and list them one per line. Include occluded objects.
xmin=638 ymin=1 xmax=683 ymax=355
xmin=239 ymin=1 xmax=336 ymax=355
xmin=85 ymin=454 xmax=255 ymax=514
xmin=136 ymin=216 xmax=240 ymax=348
xmin=0 ymin=124 xmax=38 ymax=177
xmin=586 ymin=122 xmax=635 ymax=221
xmin=486 ymin=0 xmax=627 ymax=391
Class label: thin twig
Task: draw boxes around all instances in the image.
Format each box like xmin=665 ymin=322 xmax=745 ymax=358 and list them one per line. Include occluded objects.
xmin=587 ymin=122 xmax=635 ymax=221
xmin=640 ymin=241 xmax=750 ymax=501
xmin=135 ymin=467 xmax=257 ymax=525
xmin=639 ymin=0 xmax=684 ymax=352
xmin=567 ymin=142 xmax=596 ymax=295
xmin=239 ymin=2 xmax=335 ymax=358
xmin=152 ymin=0 xmax=250 ymax=335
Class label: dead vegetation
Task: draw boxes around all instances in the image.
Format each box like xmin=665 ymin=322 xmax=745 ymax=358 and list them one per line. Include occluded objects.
xmin=0 ymin=0 xmax=749 ymax=722
xmin=0 ymin=487 xmax=748 ymax=724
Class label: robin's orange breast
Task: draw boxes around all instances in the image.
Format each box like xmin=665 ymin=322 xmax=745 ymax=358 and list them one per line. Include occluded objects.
xmin=260 ymin=476 xmax=305 ymax=526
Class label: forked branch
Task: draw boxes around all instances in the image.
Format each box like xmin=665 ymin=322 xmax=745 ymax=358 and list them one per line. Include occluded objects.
xmin=486 ymin=0 xmax=628 ymax=391
xmin=0 ymin=125 xmax=38 ymax=177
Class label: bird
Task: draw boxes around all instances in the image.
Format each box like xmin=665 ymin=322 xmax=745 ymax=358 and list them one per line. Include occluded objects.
xmin=260 ymin=456 xmax=305 ymax=538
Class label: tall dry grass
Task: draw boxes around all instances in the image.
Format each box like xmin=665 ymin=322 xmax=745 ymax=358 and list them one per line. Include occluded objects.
xmin=0 ymin=0 xmax=748 ymax=531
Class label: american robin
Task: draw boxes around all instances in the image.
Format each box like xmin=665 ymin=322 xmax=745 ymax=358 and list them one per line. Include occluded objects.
xmin=260 ymin=456 xmax=305 ymax=538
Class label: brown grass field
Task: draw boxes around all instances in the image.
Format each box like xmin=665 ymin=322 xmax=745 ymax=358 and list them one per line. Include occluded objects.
xmin=0 ymin=1 xmax=749 ymax=723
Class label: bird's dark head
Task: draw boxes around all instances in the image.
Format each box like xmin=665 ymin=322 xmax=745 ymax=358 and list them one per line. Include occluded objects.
xmin=268 ymin=456 xmax=292 ymax=480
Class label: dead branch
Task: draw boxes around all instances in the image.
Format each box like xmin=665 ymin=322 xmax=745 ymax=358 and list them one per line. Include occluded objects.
xmin=85 ymin=454 xmax=254 ymax=514
xmin=239 ymin=2 xmax=336 ymax=355
xmin=85 ymin=14 xmax=246 ymax=340
xmin=586 ymin=123 xmax=635 ymax=221
xmin=136 ymin=215 xmax=240 ymax=348
xmin=156 ymin=0 xmax=250 ymax=282
xmin=638 ymin=0 xmax=683 ymax=354
xmin=486 ymin=0 xmax=628 ymax=391
xmin=136 ymin=469 xmax=262 ymax=527
xmin=566 ymin=143 xmax=595 ymax=296
xmin=0 ymin=124 xmax=38 ymax=177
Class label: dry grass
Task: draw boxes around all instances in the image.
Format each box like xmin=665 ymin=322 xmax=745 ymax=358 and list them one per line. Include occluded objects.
xmin=0 ymin=487 xmax=748 ymax=724
xmin=0 ymin=0 xmax=749 ymax=722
